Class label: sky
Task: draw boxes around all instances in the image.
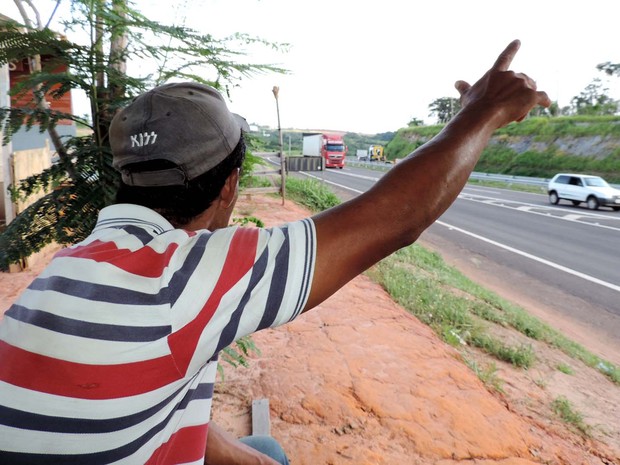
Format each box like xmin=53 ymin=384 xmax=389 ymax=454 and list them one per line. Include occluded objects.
xmin=5 ymin=0 xmax=620 ymax=134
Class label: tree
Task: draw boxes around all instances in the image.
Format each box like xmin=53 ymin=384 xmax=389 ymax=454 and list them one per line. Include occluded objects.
xmin=0 ymin=0 xmax=286 ymax=269
xmin=428 ymin=96 xmax=460 ymax=124
xmin=570 ymin=78 xmax=619 ymax=116
xmin=407 ymin=117 xmax=424 ymax=127
xmin=529 ymin=100 xmax=560 ymax=117
xmin=597 ymin=61 xmax=620 ymax=78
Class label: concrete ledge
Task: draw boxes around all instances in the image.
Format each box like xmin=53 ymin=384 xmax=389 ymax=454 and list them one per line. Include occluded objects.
xmin=251 ymin=398 xmax=271 ymax=436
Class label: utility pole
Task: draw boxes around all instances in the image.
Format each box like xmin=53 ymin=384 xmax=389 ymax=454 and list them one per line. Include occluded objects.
xmin=272 ymin=86 xmax=285 ymax=204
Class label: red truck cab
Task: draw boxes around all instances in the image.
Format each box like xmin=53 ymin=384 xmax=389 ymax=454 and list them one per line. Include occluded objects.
xmin=322 ymin=134 xmax=347 ymax=168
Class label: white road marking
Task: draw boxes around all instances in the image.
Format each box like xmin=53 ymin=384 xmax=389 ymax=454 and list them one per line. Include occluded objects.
xmin=299 ymin=172 xmax=364 ymax=194
xmin=458 ymin=194 xmax=620 ymax=232
xmin=463 ymin=187 xmax=503 ymax=194
xmin=436 ymin=220 xmax=620 ymax=292
xmin=327 ymin=169 xmax=380 ymax=182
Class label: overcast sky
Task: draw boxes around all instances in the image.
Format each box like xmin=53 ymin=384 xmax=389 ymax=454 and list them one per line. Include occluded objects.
xmin=6 ymin=0 xmax=620 ymax=134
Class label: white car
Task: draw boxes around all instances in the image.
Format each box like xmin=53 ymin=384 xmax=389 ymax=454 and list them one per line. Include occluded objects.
xmin=547 ymin=173 xmax=620 ymax=211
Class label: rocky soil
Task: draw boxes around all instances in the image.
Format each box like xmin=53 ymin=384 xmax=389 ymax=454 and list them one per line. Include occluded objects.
xmin=2 ymin=193 xmax=619 ymax=464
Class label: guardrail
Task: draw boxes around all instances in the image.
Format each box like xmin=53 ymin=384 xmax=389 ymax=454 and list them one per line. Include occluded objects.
xmin=345 ymin=158 xmax=393 ymax=171
xmin=287 ymin=155 xmax=324 ymax=172
xmin=346 ymin=159 xmax=549 ymax=185
xmin=469 ymin=172 xmax=549 ymax=187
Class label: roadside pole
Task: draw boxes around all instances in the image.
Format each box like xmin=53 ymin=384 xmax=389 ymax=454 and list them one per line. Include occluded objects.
xmin=0 ymin=63 xmax=14 ymax=225
xmin=272 ymin=86 xmax=285 ymax=205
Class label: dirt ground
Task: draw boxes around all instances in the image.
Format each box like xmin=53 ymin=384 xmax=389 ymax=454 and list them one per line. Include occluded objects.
xmin=1 ymin=194 xmax=619 ymax=464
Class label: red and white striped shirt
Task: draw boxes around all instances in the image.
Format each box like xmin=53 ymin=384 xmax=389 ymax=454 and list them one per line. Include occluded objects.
xmin=0 ymin=204 xmax=316 ymax=464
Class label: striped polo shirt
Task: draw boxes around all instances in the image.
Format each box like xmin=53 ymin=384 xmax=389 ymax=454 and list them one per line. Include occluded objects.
xmin=0 ymin=204 xmax=316 ymax=464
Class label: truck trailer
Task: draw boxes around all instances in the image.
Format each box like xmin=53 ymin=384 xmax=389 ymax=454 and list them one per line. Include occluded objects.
xmin=356 ymin=149 xmax=368 ymax=161
xmin=302 ymin=133 xmax=347 ymax=169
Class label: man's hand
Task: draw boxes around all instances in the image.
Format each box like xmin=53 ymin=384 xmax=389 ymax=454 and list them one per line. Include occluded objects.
xmin=204 ymin=422 xmax=282 ymax=465
xmin=454 ymin=40 xmax=551 ymax=127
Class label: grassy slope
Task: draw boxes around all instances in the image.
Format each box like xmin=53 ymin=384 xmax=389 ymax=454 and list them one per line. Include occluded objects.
xmin=386 ymin=115 xmax=620 ymax=182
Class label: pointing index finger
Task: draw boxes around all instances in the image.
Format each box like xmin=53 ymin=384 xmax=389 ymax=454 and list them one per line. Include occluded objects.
xmin=491 ymin=39 xmax=521 ymax=72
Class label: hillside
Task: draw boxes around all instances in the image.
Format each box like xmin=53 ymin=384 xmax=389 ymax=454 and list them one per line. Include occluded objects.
xmin=387 ymin=115 xmax=620 ymax=182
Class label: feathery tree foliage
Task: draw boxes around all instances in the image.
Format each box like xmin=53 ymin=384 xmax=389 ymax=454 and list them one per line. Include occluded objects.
xmin=597 ymin=61 xmax=620 ymax=78
xmin=0 ymin=0 xmax=286 ymax=270
xmin=428 ymin=96 xmax=461 ymax=124
xmin=570 ymin=78 xmax=619 ymax=116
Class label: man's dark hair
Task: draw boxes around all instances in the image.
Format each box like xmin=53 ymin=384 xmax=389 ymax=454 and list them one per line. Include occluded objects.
xmin=115 ymin=134 xmax=246 ymax=227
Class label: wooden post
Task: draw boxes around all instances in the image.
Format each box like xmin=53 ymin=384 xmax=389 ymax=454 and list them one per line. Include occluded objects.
xmin=272 ymin=86 xmax=285 ymax=205
xmin=251 ymin=398 xmax=271 ymax=436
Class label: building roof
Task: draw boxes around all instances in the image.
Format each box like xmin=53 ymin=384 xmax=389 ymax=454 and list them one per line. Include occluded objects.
xmin=0 ymin=13 xmax=18 ymax=24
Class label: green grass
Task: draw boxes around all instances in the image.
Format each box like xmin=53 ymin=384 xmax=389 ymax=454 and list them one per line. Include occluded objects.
xmin=557 ymin=363 xmax=575 ymax=375
xmin=401 ymin=115 xmax=620 ymax=139
xmin=552 ymin=396 xmax=591 ymax=436
xmin=241 ymin=175 xmax=273 ymax=189
xmin=284 ymin=177 xmax=341 ymax=212
xmin=367 ymin=243 xmax=620 ymax=384
xmin=366 ymin=245 xmax=537 ymax=369
xmin=465 ymin=359 xmax=505 ymax=393
xmin=474 ymin=145 xmax=620 ymax=182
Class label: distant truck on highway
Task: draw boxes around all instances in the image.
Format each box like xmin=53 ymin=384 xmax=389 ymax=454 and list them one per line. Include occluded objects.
xmin=368 ymin=145 xmax=386 ymax=162
xmin=302 ymin=133 xmax=347 ymax=169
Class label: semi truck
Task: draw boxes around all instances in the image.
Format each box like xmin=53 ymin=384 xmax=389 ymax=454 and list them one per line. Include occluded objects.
xmin=302 ymin=133 xmax=347 ymax=169
xmin=368 ymin=145 xmax=386 ymax=162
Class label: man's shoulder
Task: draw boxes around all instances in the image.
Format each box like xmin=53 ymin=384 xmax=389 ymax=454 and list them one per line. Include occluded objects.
xmin=94 ymin=204 xmax=174 ymax=234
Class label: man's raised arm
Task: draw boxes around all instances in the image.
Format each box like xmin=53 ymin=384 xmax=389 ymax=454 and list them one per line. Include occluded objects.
xmin=304 ymin=40 xmax=551 ymax=312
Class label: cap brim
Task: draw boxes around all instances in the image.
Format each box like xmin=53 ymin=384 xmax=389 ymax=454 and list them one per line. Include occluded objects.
xmin=233 ymin=113 xmax=250 ymax=132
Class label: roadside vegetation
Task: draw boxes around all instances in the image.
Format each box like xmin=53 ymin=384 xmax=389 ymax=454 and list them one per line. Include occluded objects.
xmin=368 ymin=242 xmax=620 ymax=385
xmin=475 ymin=142 xmax=620 ymax=182
xmin=387 ymin=116 xmax=620 ymax=182
xmin=552 ymin=396 xmax=592 ymax=436
xmin=283 ymin=177 xmax=341 ymax=212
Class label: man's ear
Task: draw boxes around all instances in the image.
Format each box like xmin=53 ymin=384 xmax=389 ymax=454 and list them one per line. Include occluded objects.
xmin=219 ymin=168 xmax=240 ymax=209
